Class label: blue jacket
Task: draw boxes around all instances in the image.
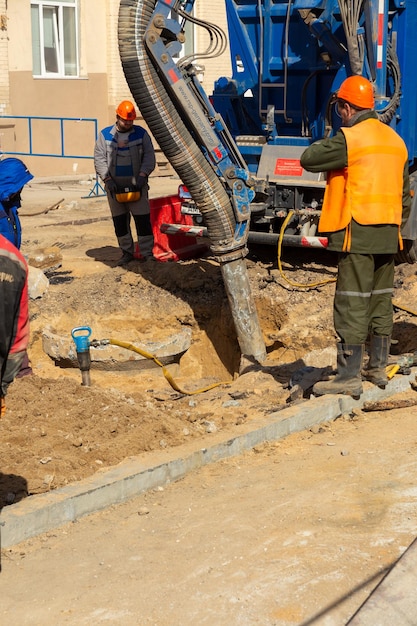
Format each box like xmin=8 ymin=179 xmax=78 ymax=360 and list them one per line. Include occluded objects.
xmin=0 ymin=158 xmax=33 ymax=249
xmin=0 ymin=202 xmax=22 ymax=249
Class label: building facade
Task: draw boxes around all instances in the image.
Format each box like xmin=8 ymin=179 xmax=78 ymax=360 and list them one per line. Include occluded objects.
xmin=0 ymin=0 xmax=230 ymax=178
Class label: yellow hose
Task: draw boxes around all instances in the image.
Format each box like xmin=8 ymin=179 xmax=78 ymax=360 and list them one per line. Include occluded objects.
xmin=277 ymin=210 xmax=337 ymax=289
xmin=276 ymin=215 xmax=417 ymax=301
xmin=109 ymin=338 xmax=232 ymax=395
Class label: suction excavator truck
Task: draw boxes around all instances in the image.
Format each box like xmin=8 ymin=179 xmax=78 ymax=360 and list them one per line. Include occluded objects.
xmin=117 ymin=0 xmax=417 ymax=363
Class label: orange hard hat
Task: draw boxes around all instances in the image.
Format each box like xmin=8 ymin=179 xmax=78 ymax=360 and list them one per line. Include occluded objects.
xmin=337 ymin=76 xmax=375 ymax=109
xmin=116 ymin=100 xmax=137 ymax=121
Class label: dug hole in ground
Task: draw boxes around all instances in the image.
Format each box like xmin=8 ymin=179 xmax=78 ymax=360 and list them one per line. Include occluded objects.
xmin=1 ymin=174 xmax=417 ymax=625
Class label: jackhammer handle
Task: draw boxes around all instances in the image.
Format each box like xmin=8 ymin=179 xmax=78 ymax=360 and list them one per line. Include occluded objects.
xmin=71 ymin=326 xmax=92 ymax=352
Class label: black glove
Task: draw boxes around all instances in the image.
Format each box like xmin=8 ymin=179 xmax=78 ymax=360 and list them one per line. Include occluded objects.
xmin=134 ymin=175 xmax=147 ymax=190
xmin=104 ymin=178 xmax=117 ymax=197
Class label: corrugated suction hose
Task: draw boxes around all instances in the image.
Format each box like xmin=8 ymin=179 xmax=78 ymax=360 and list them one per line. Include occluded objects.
xmin=118 ymin=0 xmax=238 ymax=256
xmin=118 ymin=0 xmax=266 ymax=363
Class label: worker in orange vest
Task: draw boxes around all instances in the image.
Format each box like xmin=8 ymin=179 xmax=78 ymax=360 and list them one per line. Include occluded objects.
xmin=301 ymin=76 xmax=411 ymax=398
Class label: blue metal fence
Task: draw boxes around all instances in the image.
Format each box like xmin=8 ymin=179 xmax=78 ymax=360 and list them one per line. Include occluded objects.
xmin=0 ymin=115 xmax=105 ymax=197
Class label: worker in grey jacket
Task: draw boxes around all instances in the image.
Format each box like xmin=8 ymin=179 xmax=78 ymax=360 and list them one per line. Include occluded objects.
xmin=94 ymin=100 xmax=156 ymax=265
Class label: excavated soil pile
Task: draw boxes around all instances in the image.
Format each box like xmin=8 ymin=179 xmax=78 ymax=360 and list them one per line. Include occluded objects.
xmin=1 ymin=180 xmax=417 ymax=509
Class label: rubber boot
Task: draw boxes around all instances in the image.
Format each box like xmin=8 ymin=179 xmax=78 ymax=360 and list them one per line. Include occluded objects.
xmin=313 ymin=344 xmax=364 ymax=398
xmin=137 ymin=234 xmax=155 ymax=260
xmin=363 ymin=335 xmax=390 ymax=388
xmin=116 ymin=234 xmax=134 ymax=265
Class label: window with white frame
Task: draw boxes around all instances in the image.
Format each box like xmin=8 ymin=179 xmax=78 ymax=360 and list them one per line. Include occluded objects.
xmin=31 ymin=0 xmax=79 ymax=77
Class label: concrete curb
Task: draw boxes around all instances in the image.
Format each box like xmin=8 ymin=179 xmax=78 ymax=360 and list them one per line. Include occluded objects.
xmin=1 ymin=371 xmax=415 ymax=548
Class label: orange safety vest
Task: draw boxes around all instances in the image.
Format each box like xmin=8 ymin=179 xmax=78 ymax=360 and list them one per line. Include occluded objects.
xmin=319 ymin=118 xmax=407 ymax=249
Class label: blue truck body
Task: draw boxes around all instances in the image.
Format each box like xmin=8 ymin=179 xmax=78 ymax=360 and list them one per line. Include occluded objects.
xmin=212 ymin=0 xmax=417 ymax=169
xmin=120 ymin=0 xmax=417 ymax=254
xmin=203 ymin=0 xmax=417 ymax=248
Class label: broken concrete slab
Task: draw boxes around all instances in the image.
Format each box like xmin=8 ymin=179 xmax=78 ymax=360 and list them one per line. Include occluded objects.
xmin=41 ymin=325 xmax=192 ymax=369
xmin=27 ymin=265 xmax=49 ymax=299
xmin=27 ymin=246 xmax=63 ymax=270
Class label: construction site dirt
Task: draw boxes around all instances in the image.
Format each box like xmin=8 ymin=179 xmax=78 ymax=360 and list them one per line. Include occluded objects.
xmin=1 ymin=176 xmax=417 ymax=624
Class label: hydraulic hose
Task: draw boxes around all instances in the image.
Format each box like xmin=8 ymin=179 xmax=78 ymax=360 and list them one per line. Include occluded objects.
xmin=108 ymin=338 xmax=232 ymax=395
xmin=118 ymin=0 xmax=266 ymax=363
